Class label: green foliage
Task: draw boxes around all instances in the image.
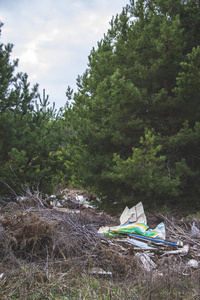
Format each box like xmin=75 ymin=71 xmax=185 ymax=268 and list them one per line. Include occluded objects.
xmin=0 ymin=24 xmax=71 ymax=195
xmin=101 ymin=130 xmax=189 ymax=208
xmin=1 ymin=1 xmax=200 ymax=211
xmin=62 ymin=0 xmax=200 ymax=211
xmin=173 ymin=46 xmax=200 ymax=128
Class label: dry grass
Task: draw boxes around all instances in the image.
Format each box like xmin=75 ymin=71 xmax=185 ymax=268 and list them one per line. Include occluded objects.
xmin=0 ymin=197 xmax=200 ymax=299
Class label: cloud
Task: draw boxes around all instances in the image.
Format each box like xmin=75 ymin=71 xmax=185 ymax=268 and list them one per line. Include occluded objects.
xmin=0 ymin=0 xmax=129 ymax=108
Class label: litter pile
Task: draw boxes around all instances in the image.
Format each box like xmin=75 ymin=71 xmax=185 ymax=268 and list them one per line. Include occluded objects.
xmin=47 ymin=188 xmax=96 ymax=210
xmin=98 ymin=202 xmax=199 ymax=274
xmin=1 ymin=192 xmax=200 ymax=298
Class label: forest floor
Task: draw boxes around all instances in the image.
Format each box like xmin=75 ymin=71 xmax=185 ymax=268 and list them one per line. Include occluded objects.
xmin=0 ymin=189 xmax=200 ymax=299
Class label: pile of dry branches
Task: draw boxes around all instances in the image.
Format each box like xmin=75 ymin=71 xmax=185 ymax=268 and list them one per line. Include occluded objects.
xmin=0 ymin=194 xmax=200 ymax=299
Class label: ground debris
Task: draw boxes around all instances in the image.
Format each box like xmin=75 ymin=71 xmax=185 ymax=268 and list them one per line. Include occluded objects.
xmin=1 ymin=194 xmax=200 ymax=299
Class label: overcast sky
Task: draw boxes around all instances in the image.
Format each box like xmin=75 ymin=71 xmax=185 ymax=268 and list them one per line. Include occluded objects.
xmin=0 ymin=0 xmax=129 ymax=109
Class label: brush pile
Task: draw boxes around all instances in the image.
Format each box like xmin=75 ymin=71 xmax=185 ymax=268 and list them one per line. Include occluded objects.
xmin=0 ymin=191 xmax=200 ymax=299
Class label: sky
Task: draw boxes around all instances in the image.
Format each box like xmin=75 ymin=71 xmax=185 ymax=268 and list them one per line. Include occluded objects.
xmin=0 ymin=0 xmax=129 ymax=109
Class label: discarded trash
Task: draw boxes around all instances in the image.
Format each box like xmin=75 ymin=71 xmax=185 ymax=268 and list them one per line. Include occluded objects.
xmin=0 ymin=273 xmax=4 ymax=279
xmin=83 ymin=201 xmax=95 ymax=209
xmin=135 ymin=252 xmax=157 ymax=272
xmin=128 ymin=233 xmax=182 ymax=248
xmin=1 ymin=190 xmax=200 ymax=300
xmin=120 ymin=202 xmax=147 ymax=225
xmin=128 ymin=238 xmax=157 ymax=250
xmin=98 ymin=202 xmax=187 ymax=260
xmin=46 ymin=189 xmax=97 ymax=210
xmin=89 ymin=267 xmax=112 ymax=277
xmin=187 ymin=259 xmax=199 ymax=269
xmin=76 ymin=195 xmax=84 ymax=202
xmin=161 ymin=244 xmax=189 ymax=257
xmin=98 ymin=202 xmax=165 ymax=240
xmin=191 ymin=222 xmax=200 ymax=238
xmin=100 ymin=222 xmax=166 ymax=239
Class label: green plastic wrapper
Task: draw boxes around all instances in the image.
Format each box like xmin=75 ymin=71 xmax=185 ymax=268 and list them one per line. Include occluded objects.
xmin=102 ymin=222 xmax=165 ymax=240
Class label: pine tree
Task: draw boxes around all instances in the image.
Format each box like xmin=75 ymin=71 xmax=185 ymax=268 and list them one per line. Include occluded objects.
xmin=64 ymin=0 xmax=200 ymax=210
